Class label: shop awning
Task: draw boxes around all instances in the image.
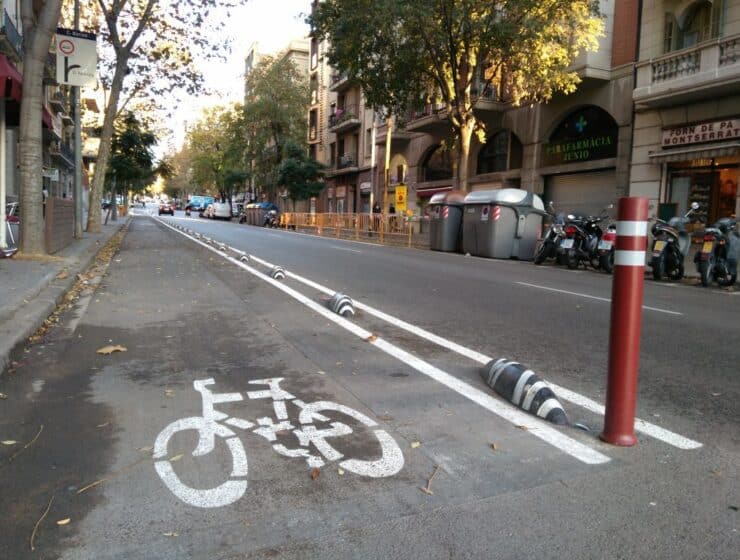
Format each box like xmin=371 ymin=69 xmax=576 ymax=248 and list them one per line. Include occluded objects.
xmin=416 ymin=186 xmax=452 ymax=198
xmin=0 ymin=54 xmax=22 ymax=103
xmin=649 ymin=141 xmax=740 ymax=163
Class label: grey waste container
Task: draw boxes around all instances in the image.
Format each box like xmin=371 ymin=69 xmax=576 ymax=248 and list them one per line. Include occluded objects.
xmin=462 ymin=188 xmax=546 ymax=260
xmin=429 ymin=190 xmax=465 ymax=252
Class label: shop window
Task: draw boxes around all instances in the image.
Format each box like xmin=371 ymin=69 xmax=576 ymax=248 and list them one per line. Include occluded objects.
xmin=668 ymin=161 xmax=738 ymax=229
xmin=477 ymin=130 xmax=522 ymax=174
xmin=664 ymin=1 xmax=722 ymax=53
xmin=420 ymin=145 xmax=453 ymax=182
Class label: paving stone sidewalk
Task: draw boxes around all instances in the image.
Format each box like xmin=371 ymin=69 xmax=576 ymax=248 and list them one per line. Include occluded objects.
xmin=0 ymin=218 xmax=128 ymax=372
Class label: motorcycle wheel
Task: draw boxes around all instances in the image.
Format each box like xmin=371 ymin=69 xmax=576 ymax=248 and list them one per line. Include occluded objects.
xmin=699 ymin=255 xmax=714 ymax=287
xmin=533 ymin=241 xmax=551 ymax=265
xmin=651 ymin=253 xmax=665 ymax=281
xmin=600 ymin=250 xmax=614 ymax=274
xmin=715 ymin=261 xmax=736 ymax=287
xmin=566 ymin=249 xmax=579 ymax=270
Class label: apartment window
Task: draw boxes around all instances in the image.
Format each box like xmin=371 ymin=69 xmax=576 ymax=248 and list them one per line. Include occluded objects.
xmin=421 ymin=145 xmax=453 ymax=182
xmin=664 ymin=1 xmax=723 ymax=53
xmin=330 ymin=142 xmax=336 ymax=166
xmin=365 ymin=128 xmax=372 ymax=158
xmin=477 ymin=130 xmax=522 ymax=174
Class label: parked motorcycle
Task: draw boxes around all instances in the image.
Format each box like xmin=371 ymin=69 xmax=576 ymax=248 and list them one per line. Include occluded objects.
xmin=533 ymin=202 xmax=566 ymax=265
xmin=597 ymin=223 xmax=617 ymax=273
xmin=263 ymin=209 xmax=279 ymax=228
xmin=650 ymin=202 xmax=700 ymax=281
xmin=694 ymin=217 xmax=739 ymax=287
xmin=559 ymin=206 xmax=612 ymax=270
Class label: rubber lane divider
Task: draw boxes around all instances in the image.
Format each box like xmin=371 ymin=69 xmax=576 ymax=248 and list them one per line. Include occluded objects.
xmin=241 ymin=248 xmax=702 ymax=451
xmin=152 ymin=216 xmax=611 ymax=466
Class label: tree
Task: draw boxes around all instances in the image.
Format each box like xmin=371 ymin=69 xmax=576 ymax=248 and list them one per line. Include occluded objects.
xmin=106 ymin=112 xmax=158 ymax=202
xmin=86 ymin=0 xmax=243 ymax=233
xmin=243 ymin=56 xmax=309 ymax=201
xmin=18 ymin=1 xmax=63 ymax=255
xmin=277 ymin=142 xmax=325 ymax=209
xmin=187 ymin=104 xmax=248 ymax=202
xmin=311 ymin=0 xmax=604 ymax=192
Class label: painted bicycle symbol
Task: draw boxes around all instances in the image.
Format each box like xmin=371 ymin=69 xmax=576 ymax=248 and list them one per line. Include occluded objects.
xmin=153 ymin=378 xmax=404 ymax=508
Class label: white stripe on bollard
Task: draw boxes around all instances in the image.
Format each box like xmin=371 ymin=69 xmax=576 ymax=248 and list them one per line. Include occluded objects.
xmin=615 ymin=250 xmax=646 ymax=267
xmin=616 ymin=221 xmax=648 ymax=236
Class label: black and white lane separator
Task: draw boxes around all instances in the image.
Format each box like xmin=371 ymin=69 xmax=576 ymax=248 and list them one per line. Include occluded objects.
xmin=482 ymin=359 xmax=568 ymax=426
xmin=270 ymin=266 xmax=286 ymax=280
xmin=328 ymin=292 xmax=355 ymax=317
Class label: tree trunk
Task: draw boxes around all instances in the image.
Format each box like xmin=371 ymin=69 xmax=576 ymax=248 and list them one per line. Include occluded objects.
xmin=18 ymin=0 xmax=63 ymax=255
xmin=457 ymin=118 xmax=475 ymax=193
xmin=87 ymin=56 xmax=127 ymax=232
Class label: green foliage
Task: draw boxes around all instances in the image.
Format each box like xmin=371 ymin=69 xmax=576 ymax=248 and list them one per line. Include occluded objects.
xmin=107 ymin=112 xmax=159 ymax=193
xmin=311 ymin=0 xmax=604 ymax=190
xmin=277 ymin=142 xmax=326 ymax=202
xmin=187 ymin=104 xmax=248 ymax=200
xmin=244 ymin=56 xmax=309 ymax=200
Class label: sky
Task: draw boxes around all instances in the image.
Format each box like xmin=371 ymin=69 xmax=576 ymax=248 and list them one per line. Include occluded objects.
xmin=168 ymin=0 xmax=312 ymax=151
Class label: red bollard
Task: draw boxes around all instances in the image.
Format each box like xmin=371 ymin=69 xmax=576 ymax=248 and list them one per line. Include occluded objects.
xmin=600 ymin=197 xmax=649 ymax=447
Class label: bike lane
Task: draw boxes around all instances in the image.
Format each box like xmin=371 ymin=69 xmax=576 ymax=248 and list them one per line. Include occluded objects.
xmin=2 ymin=217 xmax=730 ymax=559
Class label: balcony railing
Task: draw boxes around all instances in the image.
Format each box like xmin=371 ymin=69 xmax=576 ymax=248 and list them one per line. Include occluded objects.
xmin=634 ymin=33 xmax=740 ymax=105
xmin=328 ymin=104 xmax=360 ymax=130
xmin=337 ymin=153 xmax=357 ymax=169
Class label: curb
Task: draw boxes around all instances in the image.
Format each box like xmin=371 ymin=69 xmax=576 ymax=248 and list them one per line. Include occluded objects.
xmin=0 ymin=219 xmax=130 ymax=374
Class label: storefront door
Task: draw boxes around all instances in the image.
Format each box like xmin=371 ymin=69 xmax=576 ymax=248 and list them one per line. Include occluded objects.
xmin=668 ymin=159 xmax=738 ymax=226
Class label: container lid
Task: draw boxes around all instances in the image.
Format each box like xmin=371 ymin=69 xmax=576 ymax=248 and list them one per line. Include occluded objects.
xmin=463 ymin=188 xmax=544 ymax=210
xmin=429 ymin=189 xmax=466 ymax=206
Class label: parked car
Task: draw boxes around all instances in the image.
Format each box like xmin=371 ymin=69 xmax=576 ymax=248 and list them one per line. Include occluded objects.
xmin=206 ymin=201 xmax=232 ymax=220
xmin=158 ymin=201 xmax=175 ymax=215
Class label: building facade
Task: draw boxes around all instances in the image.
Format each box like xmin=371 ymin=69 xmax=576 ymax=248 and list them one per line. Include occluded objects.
xmin=631 ymin=0 xmax=739 ymax=227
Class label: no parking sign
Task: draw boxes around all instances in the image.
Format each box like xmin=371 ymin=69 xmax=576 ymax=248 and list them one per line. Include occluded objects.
xmin=56 ymin=28 xmax=97 ymax=86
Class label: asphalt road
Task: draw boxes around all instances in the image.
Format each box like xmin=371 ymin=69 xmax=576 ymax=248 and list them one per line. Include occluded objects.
xmin=0 ymin=210 xmax=737 ymax=559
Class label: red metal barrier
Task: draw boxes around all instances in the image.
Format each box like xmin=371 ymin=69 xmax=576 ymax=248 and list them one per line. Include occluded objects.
xmin=600 ymin=197 xmax=649 ymax=447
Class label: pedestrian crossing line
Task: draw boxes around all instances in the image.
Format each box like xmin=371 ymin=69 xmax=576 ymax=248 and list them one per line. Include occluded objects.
xmin=152 ymin=216 xmax=611 ymax=465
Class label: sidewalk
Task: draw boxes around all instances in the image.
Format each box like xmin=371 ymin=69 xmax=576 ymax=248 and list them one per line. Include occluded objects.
xmin=0 ymin=218 xmax=128 ymax=372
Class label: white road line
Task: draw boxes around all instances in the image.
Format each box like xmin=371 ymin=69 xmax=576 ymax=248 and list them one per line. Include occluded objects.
xmin=157 ymin=218 xmax=701 ymax=451
xmin=516 ymin=282 xmax=683 ymax=316
xmin=330 ymin=245 xmax=363 ymax=253
xmin=153 ymin=216 xmax=610 ymax=465
xmin=244 ymin=243 xmax=702 ymax=451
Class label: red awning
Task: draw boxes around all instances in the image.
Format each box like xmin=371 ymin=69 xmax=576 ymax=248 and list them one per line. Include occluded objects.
xmin=416 ymin=186 xmax=452 ymax=198
xmin=0 ymin=54 xmax=22 ymax=103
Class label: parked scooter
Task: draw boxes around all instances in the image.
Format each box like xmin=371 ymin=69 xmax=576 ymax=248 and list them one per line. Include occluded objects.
xmin=650 ymin=202 xmax=700 ymax=281
xmin=694 ymin=217 xmax=739 ymax=287
xmin=263 ymin=209 xmax=278 ymax=228
xmin=597 ymin=223 xmax=617 ymax=273
xmin=559 ymin=206 xmax=612 ymax=270
xmin=533 ymin=202 xmax=566 ymax=265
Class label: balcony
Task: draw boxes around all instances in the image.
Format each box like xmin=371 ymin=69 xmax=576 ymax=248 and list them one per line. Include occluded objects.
xmin=375 ymin=120 xmax=417 ymax=145
xmin=50 ymin=140 xmax=75 ymax=168
xmin=634 ymin=33 xmax=740 ymax=109
xmin=471 ymin=80 xmax=510 ymax=114
xmin=328 ymin=103 xmax=361 ymax=133
xmin=329 ymin=72 xmax=352 ymax=92
xmin=0 ymin=9 xmax=22 ymax=62
xmin=50 ymin=91 xmax=66 ymax=113
xmin=403 ymin=103 xmax=449 ymax=134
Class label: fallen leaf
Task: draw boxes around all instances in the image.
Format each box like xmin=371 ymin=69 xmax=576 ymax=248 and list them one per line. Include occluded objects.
xmin=56 ymin=270 xmax=69 ymax=280
xmin=169 ymin=454 xmax=184 ymax=462
xmin=410 ymin=441 xmax=420 ymax=449
xmin=316 ymin=371 xmax=325 ymax=375
xmin=337 ymin=468 xmax=345 ymax=476
xmin=310 ymin=468 xmax=321 ymax=480
xmin=163 ymin=532 xmax=179 ymax=537
xmin=0 ymin=392 xmax=7 ymax=399
xmin=138 ymin=446 xmax=153 ymax=453
xmin=96 ymin=345 xmax=127 ymax=355
xmin=516 ymin=425 xmax=529 ymax=431
xmin=96 ymin=422 xmax=110 ymax=428
xmin=335 ymin=362 xmax=343 ymax=366
xmin=2 ymin=440 xmax=17 ymax=445
xmin=419 ymin=487 xmax=433 ymax=495
xmin=366 ymin=334 xmax=378 ymax=342
xmin=56 ymin=518 xmax=71 ymax=526
xmin=490 ymin=443 xmax=498 ymax=451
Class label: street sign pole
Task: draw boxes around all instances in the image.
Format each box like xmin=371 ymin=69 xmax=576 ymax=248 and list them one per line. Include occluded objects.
xmin=73 ymin=0 xmax=83 ymax=237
